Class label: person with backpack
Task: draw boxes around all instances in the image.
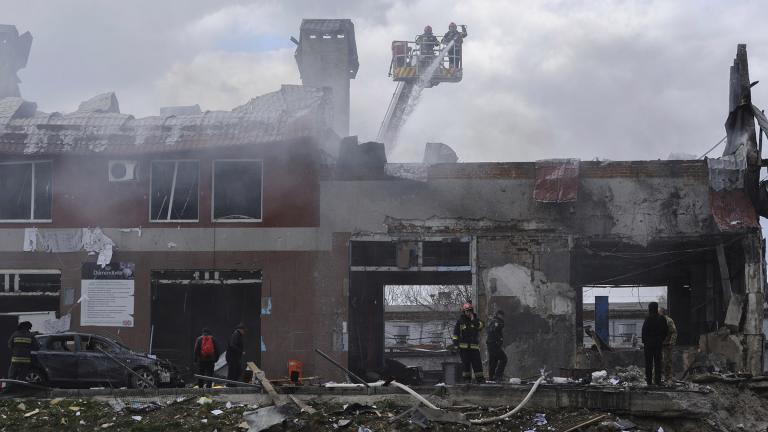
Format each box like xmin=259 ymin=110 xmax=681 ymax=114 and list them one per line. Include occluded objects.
xmin=193 ymin=328 xmax=220 ymax=388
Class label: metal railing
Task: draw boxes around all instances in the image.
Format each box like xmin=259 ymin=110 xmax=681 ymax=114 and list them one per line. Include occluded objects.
xmin=389 ymin=40 xmax=463 ymax=77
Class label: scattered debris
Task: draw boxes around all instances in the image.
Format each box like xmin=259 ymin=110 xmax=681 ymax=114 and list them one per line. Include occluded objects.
xmin=410 ymin=406 xmax=469 ymax=428
xmin=243 ymin=405 xmax=298 ymax=432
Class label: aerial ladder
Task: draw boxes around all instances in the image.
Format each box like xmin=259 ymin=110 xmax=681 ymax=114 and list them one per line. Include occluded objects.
xmin=377 ymin=31 xmax=465 ymax=149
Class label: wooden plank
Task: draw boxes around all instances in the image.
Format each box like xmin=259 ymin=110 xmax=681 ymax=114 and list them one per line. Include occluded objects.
xmin=247 ymin=362 xmax=286 ymax=406
xmin=288 ymin=395 xmax=317 ymax=414
xmin=560 ymin=414 xmax=607 ymax=432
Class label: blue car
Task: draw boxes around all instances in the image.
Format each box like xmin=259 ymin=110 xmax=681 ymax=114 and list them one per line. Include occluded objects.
xmin=26 ymin=332 xmax=181 ymax=389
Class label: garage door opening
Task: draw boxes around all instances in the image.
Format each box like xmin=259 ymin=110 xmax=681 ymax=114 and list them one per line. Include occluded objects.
xmin=349 ymin=239 xmax=473 ymax=376
xmin=384 ymin=285 xmax=470 ymax=382
xmin=581 ymin=285 xmax=668 ymax=348
xmin=150 ymin=270 xmax=261 ymax=375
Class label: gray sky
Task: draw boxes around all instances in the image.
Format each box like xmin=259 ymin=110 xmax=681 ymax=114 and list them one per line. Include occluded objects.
xmin=5 ymin=0 xmax=768 ymax=162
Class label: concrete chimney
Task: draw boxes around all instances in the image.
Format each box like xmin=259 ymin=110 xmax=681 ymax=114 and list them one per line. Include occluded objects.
xmin=294 ymin=19 xmax=359 ymax=137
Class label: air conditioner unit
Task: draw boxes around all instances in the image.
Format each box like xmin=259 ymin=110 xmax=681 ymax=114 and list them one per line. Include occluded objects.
xmin=108 ymin=160 xmax=138 ymax=182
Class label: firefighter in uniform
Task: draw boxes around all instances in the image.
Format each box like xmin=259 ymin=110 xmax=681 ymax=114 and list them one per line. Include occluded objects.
xmin=7 ymin=321 xmax=38 ymax=381
xmin=452 ymin=303 xmax=485 ymax=383
xmin=442 ymin=22 xmax=467 ymax=68
xmin=416 ymin=25 xmax=439 ymax=69
xmin=486 ymin=310 xmax=507 ymax=381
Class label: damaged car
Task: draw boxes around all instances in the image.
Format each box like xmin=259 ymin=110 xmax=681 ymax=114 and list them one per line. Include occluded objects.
xmin=25 ymin=332 xmax=181 ymax=389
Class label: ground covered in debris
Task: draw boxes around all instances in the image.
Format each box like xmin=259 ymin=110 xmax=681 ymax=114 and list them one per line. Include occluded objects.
xmin=0 ymin=393 xmax=735 ymax=432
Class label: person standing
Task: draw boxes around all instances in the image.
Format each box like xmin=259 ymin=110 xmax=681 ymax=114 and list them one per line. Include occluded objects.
xmin=441 ymin=22 xmax=468 ymax=68
xmin=193 ymin=328 xmax=220 ymax=388
xmin=452 ymin=303 xmax=485 ymax=383
xmin=659 ymin=307 xmax=678 ymax=383
xmin=7 ymin=321 xmax=39 ymax=381
xmin=415 ymin=25 xmax=439 ymax=68
xmin=226 ymin=323 xmax=247 ymax=385
xmin=486 ymin=310 xmax=507 ymax=382
xmin=641 ymin=302 xmax=668 ymax=386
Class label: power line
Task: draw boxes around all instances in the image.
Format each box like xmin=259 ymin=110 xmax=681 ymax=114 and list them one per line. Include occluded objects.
xmin=698 ymin=135 xmax=727 ymax=159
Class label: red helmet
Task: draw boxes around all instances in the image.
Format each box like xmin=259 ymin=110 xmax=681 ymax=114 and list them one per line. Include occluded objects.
xmin=424 ymin=25 xmax=432 ymax=33
xmin=461 ymin=303 xmax=473 ymax=311
xmin=449 ymin=22 xmax=457 ymax=29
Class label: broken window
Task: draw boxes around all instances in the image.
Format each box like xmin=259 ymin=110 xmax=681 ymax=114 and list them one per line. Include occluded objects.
xmin=44 ymin=335 xmax=76 ymax=352
xmin=84 ymin=336 xmax=119 ymax=354
xmin=18 ymin=273 xmax=61 ymax=294
xmin=0 ymin=161 xmax=52 ymax=221
xmin=212 ymin=160 xmax=262 ymax=221
xmin=150 ymin=161 xmax=199 ymax=221
xmin=0 ymin=270 xmax=61 ymax=294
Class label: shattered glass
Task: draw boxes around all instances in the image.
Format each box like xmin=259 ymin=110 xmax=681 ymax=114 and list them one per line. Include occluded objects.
xmin=151 ymin=160 xmax=199 ymax=221
xmin=213 ymin=160 xmax=263 ymax=221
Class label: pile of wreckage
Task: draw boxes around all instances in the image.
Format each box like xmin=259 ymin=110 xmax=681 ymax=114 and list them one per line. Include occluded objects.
xmin=3 ymin=351 xmax=768 ymax=432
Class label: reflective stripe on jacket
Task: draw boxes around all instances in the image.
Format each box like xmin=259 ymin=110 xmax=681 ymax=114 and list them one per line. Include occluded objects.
xmin=453 ymin=314 xmax=484 ymax=350
xmin=8 ymin=330 xmax=38 ymax=363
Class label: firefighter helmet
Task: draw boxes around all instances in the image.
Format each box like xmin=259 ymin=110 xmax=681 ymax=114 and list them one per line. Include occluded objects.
xmin=461 ymin=303 xmax=473 ymax=311
xmin=424 ymin=25 xmax=432 ymax=34
xmin=449 ymin=22 xmax=457 ymax=30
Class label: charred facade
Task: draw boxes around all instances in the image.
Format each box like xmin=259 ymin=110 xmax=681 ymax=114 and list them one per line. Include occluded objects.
xmin=0 ymin=23 xmax=764 ymax=383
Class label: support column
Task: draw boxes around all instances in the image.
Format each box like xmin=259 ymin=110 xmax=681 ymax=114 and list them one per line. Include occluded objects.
xmin=743 ymin=233 xmax=764 ymax=375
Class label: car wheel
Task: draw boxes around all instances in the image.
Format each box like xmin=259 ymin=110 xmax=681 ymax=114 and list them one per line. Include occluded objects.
xmin=130 ymin=368 xmax=156 ymax=389
xmin=25 ymin=368 xmax=48 ymax=386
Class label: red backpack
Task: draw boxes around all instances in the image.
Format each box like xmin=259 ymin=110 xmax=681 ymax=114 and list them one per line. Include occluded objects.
xmin=200 ymin=335 xmax=215 ymax=359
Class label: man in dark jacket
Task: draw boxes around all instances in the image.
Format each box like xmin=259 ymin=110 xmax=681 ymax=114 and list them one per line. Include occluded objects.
xmin=641 ymin=302 xmax=668 ymax=386
xmin=452 ymin=303 xmax=485 ymax=383
xmin=416 ymin=25 xmax=439 ymax=69
xmin=193 ymin=328 xmax=220 ymax=388
xmin=7 ymin=321 xmax=39 ymax=381
xmin=441 ymin=22 xmax=468 ymax=68
xmin=486 ymin=310 xmax=507 ymax=381
xmin=226 ymin=323 xmax=247 ymax=384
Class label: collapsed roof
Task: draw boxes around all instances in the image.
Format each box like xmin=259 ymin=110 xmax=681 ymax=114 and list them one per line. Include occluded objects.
xmin=0 ymin=84 xmax=336 ymax=155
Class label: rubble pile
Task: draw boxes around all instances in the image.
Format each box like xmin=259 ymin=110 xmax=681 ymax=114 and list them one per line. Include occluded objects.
xmin=0 ymin=395 xmax=727 ymax=432
xmin=0 ymin=396 xmax=252 ymax=431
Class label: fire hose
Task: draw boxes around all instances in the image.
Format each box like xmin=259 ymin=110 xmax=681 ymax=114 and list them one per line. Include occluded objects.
xmin=469 ymin=373 xmax=546 ymax=424
xmin=315 ymin=348 xmax=546 ymax=425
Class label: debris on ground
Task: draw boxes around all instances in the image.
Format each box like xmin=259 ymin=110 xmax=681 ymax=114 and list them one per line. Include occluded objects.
xmin=1 ymin=368 xmax=768 ymax=432
xmin=0 ymin=392 xmax=753 ymax=431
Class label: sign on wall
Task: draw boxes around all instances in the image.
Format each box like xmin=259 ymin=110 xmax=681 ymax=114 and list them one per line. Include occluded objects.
xmin=80 ymin=262 xmax=135 ymax=327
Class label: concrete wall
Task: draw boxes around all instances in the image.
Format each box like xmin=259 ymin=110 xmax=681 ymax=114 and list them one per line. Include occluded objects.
xmin=0 ymin=249 xmax=323 ymax=378
xmin=319 ymin=160 xmax=717 ymax=377
xmin=477 ymin=236 xmax=575 ymax=378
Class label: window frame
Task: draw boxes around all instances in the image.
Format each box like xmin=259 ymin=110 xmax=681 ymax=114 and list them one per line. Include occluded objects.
xmin=0 ymin=269 xmax=61 ymax=294
xmin=0 ymin=160 xmax=53 ymax=223
xmin=211 ymin=159 xmax=264 ymax=223
xmin=148 ymin=159 xmax=201 ymax=223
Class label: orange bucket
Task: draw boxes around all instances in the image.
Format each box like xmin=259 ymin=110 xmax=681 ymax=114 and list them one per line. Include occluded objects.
xmin=288 ymin=359 xmax=303 ymax=384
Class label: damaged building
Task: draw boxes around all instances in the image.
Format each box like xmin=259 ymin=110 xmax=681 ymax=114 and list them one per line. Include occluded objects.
xmin=0 ymin=20 xmax=766 ymax=387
